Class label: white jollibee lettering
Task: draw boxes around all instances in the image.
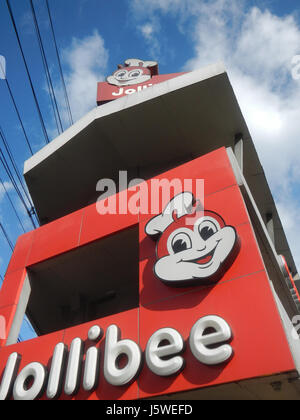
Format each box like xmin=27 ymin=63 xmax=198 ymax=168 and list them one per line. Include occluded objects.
xmin=0 ymin=315 xmax=234 ymax=400
xmin=83 ymin=347 xmax=100 ymax=392
xmin=112 ymin=87 xmax=124 ymax=96
xmin=46 ymin=343 xmax=67 ymax=400
xmin=64 ymin=338 xmax=84 ymax=396
xmin=104 ymin=325 xmax=142 ymax=386
xmin=189 ymin=315 xmax=233 ymax=365
xmin=13 ymin=362 xmax=47 ymax=401
xmin=146 ymin=328 xmax=185 ymax=376
xmin=111 ymin=84 xmax=153 ymax=97
xmin=124 ymin=88 xmax=136 ymax=95
xmin=0 ymin=352 xmax=20 ymax=400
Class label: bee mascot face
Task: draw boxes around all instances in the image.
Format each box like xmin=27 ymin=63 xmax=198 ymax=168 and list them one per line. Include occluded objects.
xmin=107 ymin=59 xmax=158 ymax=87
xmin=145 ymin=192 xmax=240 ymax=287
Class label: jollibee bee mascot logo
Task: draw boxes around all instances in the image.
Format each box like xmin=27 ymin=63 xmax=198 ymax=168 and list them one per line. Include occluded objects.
xmin=145 ymin=192 xmax=241 ymax=287
xmin=107 ymin=58 xmax=158 ymax=87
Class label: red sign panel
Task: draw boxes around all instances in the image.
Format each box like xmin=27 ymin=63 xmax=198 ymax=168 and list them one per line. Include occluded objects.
xmin=97 ymin=73 xmax=186 ymax=105
xmin=0 ymin=148 xmax=296 ymax=400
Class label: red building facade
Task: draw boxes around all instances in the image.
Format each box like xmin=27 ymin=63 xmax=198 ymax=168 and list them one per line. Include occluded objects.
xmin=0 ymin=60 xmax=299 ymax=400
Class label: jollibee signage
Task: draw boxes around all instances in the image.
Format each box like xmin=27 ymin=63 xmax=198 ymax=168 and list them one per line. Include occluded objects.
xmin=0 ymin=315 xmax=233 ymax=400
xmin=0 ymin=148 xmax=296 ymax=400
xmin=97 ymin=58 xmax=185 ymax=105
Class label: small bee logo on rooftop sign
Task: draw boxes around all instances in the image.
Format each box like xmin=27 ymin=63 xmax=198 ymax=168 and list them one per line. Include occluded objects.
xmin=106 ymin=58 xmax=158 ymax=87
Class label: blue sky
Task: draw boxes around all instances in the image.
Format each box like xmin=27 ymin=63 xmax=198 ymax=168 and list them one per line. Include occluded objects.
xmin=0 ymin=0 xmax=300 ymax=339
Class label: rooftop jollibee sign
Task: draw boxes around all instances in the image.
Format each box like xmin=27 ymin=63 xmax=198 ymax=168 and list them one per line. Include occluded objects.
xmin=0 ymin=148 xmax=296 ymax=400
xmin=97 ymin=58 xmax=186 ymax=105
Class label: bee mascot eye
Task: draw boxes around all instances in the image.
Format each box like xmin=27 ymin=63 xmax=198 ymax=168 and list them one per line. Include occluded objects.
xmin=171 ymin=232 xmax=192 ymax=254
xmin=198 ymin=221 xmax=218 ymax=241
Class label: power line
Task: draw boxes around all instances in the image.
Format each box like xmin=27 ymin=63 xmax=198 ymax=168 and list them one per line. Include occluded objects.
xmin=0 ymin=127 xmax=39 ymax=227
xmin=0 ymin=221 xmax=14 ymax=252
xmin=0 ymin=175 xmax=26 ymax=233
xmin=0 ymin=149 xmax=37 ymax=229
xmin=29 ymin=0 xmax=64 ymax=135
xmin=0 ymin=126 xmax=35 ymax=211
xmin=45 ymin=0 xmax=73 ymax=126
xmin=0 ymin=60 xmax=34 ymax=155
xmin=0 ymin=144 xmax=36 ymax=221
xmin=6 ymin=0 xmax=50 ymax=145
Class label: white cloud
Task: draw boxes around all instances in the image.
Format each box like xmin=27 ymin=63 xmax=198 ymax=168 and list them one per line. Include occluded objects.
xmin=130 ymin=0 xmax=300 ymax=271
xmin=140 ymin=23 xmax=155 ymax=40
xmin=0 ymin=181 xmax=13 ymax=202
xmin=131 ymin=0 xmax=184 ymax=15
xmin=235 ymin=8 xmax=300 ymax=85
xmin=59 ymin=30 xmax=109 ymax=123
xmin=138 ymin=19 xmax=161 ymax=57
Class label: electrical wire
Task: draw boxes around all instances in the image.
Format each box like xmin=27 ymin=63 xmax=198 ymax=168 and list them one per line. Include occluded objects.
xmin=0 ymin=126 xmax=35 ymax=212
xmin=0 ymin=221 xmax=14 ymax=251
xmin=0 ymin=148 xmax=29 ymax=210
xmin=45 ymin=0 xmax=73 ymax=126
xmin=0 ymin=128 xmax=39 ymax=228
xmin=29 ymin=0 xmax=64 ymax=135
xmin=0 ymin=175 xmax=26 ymax=233
xmin=0 ymin=150 xmax=37 ymax=229
xmin=2 ymin=0 xmax=71 ymax=343
xmin=0 ymin=59 xmax=34 ymax=156
xmin=6 ymin=0 xmax=50 ymax=145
